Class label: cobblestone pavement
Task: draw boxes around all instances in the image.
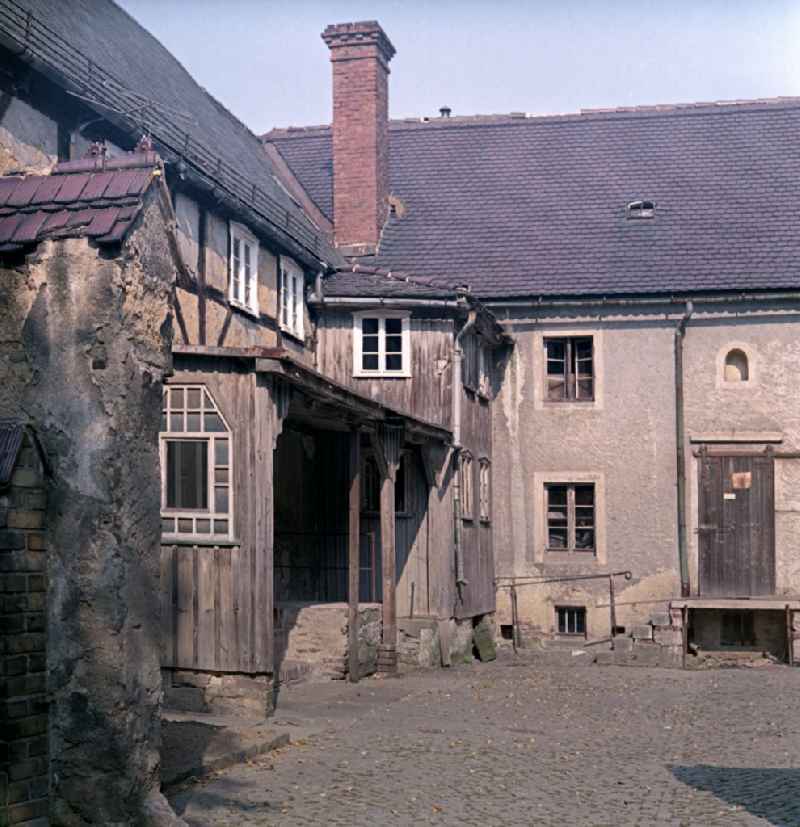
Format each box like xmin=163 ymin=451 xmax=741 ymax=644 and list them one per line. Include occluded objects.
xmin=170 ymin=653 xmax=800 ymax=826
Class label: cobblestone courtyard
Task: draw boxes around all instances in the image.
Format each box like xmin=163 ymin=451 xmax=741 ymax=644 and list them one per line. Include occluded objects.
xmin=170 ymin=654 xmax=800 ymax=826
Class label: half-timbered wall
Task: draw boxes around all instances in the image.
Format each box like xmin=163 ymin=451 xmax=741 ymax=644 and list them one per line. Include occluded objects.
xmin=316 ymin=308 xmax=454 ymax=428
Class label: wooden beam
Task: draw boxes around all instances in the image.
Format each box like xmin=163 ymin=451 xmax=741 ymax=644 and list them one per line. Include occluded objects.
xmin=379 ymin=470 xmax=397 ymax=673
xmin=348 ymin=429 xmax=361 ymax=683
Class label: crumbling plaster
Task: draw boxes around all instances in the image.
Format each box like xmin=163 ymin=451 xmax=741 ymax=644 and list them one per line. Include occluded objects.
xmin=0 ymin=192 xmax=182 ymax=824
xmin=493 ymin=303 xmax=800 ymax=640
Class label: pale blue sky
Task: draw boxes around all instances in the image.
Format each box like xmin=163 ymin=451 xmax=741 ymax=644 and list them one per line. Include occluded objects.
xmin=117 ymin=0 xmax=800 ymax=134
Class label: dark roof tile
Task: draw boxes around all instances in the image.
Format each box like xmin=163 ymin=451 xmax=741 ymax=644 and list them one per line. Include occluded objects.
xmin=0 ymin=153 xmax=160 ymax=252
xmin=267 ymin=100 xmax=800 ymax=298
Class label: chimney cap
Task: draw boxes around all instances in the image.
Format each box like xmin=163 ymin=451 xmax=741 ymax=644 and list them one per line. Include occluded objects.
xmin=322 ymin=20 xmax=396 ymax=62
xmin=439 ymin=106 xmax=452 ymax=118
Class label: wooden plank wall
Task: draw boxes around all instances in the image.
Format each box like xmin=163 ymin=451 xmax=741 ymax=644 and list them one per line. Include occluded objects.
xmin=316 ymin=309 xmax=454 ymax=429
xmin=456 ymin=385 xmax=496 ymax=619
xmin=160 ymin=359 xmax=277 ymax=674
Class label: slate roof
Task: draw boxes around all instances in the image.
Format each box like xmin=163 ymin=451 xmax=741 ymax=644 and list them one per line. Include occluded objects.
xmin=323 ymin=265 xmax=460 ymax=299
xmin=0 ymin=152 xmax=158 ymax=252
xmin=266 ymin=99 xmax=800 ymax=299
xmin=0 ymin=0 xmax=338 ymax=265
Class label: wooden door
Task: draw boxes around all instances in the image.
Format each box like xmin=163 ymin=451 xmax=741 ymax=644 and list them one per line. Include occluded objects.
xmin=698 ymin=454 xmax=775 ymax=596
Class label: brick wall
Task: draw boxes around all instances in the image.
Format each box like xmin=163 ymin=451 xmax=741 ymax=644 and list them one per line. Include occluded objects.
xmin=1 ymin=435 xmax=49 ymax=827
xmin=322 ymin=21 xmax=395 ymax=251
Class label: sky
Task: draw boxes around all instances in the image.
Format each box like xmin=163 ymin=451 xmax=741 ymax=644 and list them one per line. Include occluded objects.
xmin=116 ymin=0 xmax=800 ymax=134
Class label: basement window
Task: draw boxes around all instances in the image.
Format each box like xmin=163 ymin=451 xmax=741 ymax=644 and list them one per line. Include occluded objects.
xmin=160 ymin=386 xmax=232 ymax=540
xmin=556 ymin=606 xmax=586 ymax=636
xmin=353 ymin=312 xmax=411 ymax=378
xmin=546 ymin=483 xmax=595 ymax=553
xmin=545 ymin=336 xmax=594 ymax=402
xmin=229 ymin=221 xmax=259 ymax=316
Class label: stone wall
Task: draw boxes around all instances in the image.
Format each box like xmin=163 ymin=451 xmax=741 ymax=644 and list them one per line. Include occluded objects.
xmin=0 ymin=192 xmax=179 ymax=824
xmin=595 ymin=609 xmax=684 ymax=668
xmin=1 ymin=434 xmax=49 ymax=827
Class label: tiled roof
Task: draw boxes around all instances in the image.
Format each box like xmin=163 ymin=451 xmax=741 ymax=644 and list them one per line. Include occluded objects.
xmin=266 ymin=98 xmax=800 ymax=299
xmin=0 ymin=153 xmax=158 ymax=252
xmin=323 ymin=265 xmax=460 ymax=299
xmin=2 ymin=0 xmax=339 ymax=266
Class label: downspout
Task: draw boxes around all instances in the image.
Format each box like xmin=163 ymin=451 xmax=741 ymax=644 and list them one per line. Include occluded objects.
xmin=674 ymin=300 xmax=693 ymax=597
xmin=452 ymin=308 xmax=477 ymax=588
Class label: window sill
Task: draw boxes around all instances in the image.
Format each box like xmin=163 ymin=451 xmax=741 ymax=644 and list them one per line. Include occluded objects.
xmin=353 ymin=371 xmax=412 ymax=380
xmin=543 ymin=399 xmax=596 ymax=407
xmin=230 ymin=299 xmax=260 ymax=319
xmin=162 ymin=536 xmax=241 ymax=547
xmin=280 ymin=325 xmax=305 ymax=344
xmin=545 ymin=550 xmax=597 ymax=561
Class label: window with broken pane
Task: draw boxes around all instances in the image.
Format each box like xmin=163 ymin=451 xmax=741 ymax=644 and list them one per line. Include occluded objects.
xmin=546 ymin=483 xmax=595 ymax=552
xmin=160 ymin=385 xmax=232 ymax=540
xmin=545 ymin=336 xmax=594 ymax=401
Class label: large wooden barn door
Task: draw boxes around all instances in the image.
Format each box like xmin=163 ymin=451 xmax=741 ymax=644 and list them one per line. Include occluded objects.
xmin=698 ymin=454 xmax=775 ymax=596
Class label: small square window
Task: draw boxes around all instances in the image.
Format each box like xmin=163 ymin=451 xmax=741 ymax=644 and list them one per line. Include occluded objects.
xmin=353 ymin=313 xmax=410 ymax=377
xmin=556 ymin=606 xmax=586 ymax=636
xmin=546 ymin=483 xmax=595 ymax=553
xmin=545 ymin=337 xmax=593 ymax=402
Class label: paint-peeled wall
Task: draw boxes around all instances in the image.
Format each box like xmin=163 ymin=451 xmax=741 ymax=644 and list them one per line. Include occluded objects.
xmin=682 ymin=305 xmax=800 ymax=595
xmin=493 ymin=301 xmax=800 ymax=641
xmin=492 ymin=307 xmax=683 ymax=640
xmin=0 ymin=195 xmax=180 ymax=824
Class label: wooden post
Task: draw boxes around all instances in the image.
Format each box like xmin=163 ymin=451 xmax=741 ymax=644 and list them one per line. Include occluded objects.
xmin=371 ymin=424 xmax=403 ymax=673
xmin=348 ymin=429 xmax=361 ymax=683
xmin=379 ymin=470 xmax=396 ymax=671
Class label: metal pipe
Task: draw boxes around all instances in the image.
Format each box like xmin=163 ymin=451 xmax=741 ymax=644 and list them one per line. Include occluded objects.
xmin=308 ymin=296 xmax=463 ymax=308
xmin=608 ymin=575 xmax=617 ymax=650
xmin=486 ymin=290 xmax=800 ymax=310
xmin=675 ymin=301 xmax=693 ymax=597
xmin=496 ymin=571 xmax=633 ymax=588
xmin=510 ymin=585 xmax=520 ymax=653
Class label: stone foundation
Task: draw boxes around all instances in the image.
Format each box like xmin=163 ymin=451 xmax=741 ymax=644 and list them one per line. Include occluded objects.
xmin=274 ymin=602 xmax=381 ymax=681
xmin=166 ymin=671 xmax=274 ymax=719
xmin=595 ymin=609 xmax=684 ymax=668
xmin=396 ymin=614 xmax=493 ymax=669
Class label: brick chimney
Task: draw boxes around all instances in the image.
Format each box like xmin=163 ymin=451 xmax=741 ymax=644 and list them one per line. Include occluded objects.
xmin=321 ymin=21 xmax=396 ymax=254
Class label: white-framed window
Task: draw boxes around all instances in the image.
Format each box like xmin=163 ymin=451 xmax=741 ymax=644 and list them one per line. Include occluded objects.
xmin=353 ymin=312 xmax=411 ymax=378
xmin=460 ymin=452 xmax=474 ymax=521
xmin=479 ymin=458 xmax=491 ymax=523
xmin=280 ymin=256 xmax=305 ymax=340
xmin=229 ymin=221 xmax=259 ymax=316
xmin=160 ymin=385 xmax=233 ymax=540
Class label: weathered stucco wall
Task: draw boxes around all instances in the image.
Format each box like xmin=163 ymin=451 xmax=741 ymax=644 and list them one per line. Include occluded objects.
xmin=492 ymin=302 xmax=800 ymax=641
xmin=0 ymin=194 xmax=179 ymax=824
xmin=683 ymin=306 xmax=800 ymax=594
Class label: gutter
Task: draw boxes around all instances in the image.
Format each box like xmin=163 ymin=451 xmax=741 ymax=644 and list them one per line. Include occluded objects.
xmin=674 ymin=301 xmax=693 ymax=597
xmin=485 ymin=290 xmax=800 ymax=310
xmin=452 ymin=309 xmax=478 ymax=588
xmin=308 ymin=296 xmax=463 ymax=308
